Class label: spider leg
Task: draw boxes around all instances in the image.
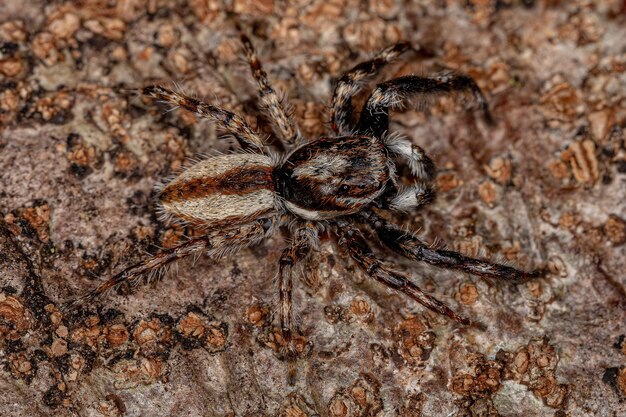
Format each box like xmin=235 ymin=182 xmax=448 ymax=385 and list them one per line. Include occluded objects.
xmin=331 ymin=42 xmax=411 ymax=135
xmin=359 ymin=210 xmax=545 ymax=283
xmin=240 ymin=32 xmax=302 ymax=146
xmin=276 ymin=223 xmax=317 ymax=383
xmin=357 ymin=73 xmax=493 ymax=138
xmin=380 ymin=134 xmax=437 ymax=212
xmin=64 ymin=219 xmax=273 ymax=310
xmin=335 ymin=219 xmax=471 ymax=325
xmin=386 ymin=183 xmax=436 ymax=212
xmin=142 ymin=85 xmax=266 ymax=150
xmin=385 ymin=134 xmax=436 ymax=183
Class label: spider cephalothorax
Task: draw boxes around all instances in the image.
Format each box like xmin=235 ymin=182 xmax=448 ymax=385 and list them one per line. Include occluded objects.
xmin=276 ymin=135 xmax=389 ymax=219
xmin=69 ymin=30 xmax=545 ymax=382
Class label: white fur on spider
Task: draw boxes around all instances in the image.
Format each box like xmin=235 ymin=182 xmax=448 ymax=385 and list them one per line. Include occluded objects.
xmin=385 ymin=133 xmax=434 ymax=181
xmin=390 ymin=185 xmax=432 ymax=212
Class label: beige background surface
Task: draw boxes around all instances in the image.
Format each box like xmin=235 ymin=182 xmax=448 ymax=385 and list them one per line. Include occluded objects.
xmin=1 ymin=1 xmax=625 ymax=416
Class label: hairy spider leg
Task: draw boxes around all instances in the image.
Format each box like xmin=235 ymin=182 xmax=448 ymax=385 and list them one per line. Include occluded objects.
xmin=357 ymin=73 xmax=494 ymax=138
xmin=335 ymin=220 xmax=471 ymax=325
xmin=240 ymin=32 xmax=302 ymax=146
xmin=360 ymin=210 xmax=546 ymax=283
xmin=384 ymin=134 xmax=437 ymax=212
xmin=330 ymin=42 xmax=411 ymax=135
xmin=142 ymin=85 xmax=267 ymax=149
xmin=276 ymin=224 xmax=317 ymax=383
xmin=65 ymin=219 xmax=272 ymax=310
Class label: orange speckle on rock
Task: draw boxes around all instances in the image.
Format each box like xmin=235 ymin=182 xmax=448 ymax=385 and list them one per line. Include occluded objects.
xmin=436 ymin=171 xmax=464 ymax=192
xmin=458 ymin=283 xmax=478 ymax=305
xmin=107 ymin=324 xmax=129 ymax=348
xmin=478 ymin=180 xmax=497 ymax=207
xmin=329 ymin=399 xmax=348 ymax=417
xmin=604 ymin=215 xmax=626 ymax=245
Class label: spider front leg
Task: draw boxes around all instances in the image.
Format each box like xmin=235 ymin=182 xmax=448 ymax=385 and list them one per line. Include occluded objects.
xmin=335 ymin=220 xmax=471 ymax=326
xmin=357 ymin=73 xmax=493 ymax=138
xmin=360 ymin=211 xmax=545 ymax=283
xmin=142 ymin=85 xmax=267 ymax=150
xmin=65 ymin=219 xmax=273 ymax=310
xmin=331 ymin=42 xmax=411 ymax=135
xmin=275 ymin=224 xmax=317 ymax=383
xmin=382 ymin=134 xmax=437 ymax=212
xmin=239 ymin=32 xmax=301 ymax=146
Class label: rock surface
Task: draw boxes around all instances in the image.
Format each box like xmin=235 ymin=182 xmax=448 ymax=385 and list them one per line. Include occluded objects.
xmin=1 ymin=1 xmax=625 ymax=416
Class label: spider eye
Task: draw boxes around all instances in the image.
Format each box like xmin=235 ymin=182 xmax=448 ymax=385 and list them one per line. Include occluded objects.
xmin=339 ymin=184 xmax=351 ymax=193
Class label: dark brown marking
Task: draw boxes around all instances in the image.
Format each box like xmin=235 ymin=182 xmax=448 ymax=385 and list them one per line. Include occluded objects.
xmin=160 ymin=165 xmax=275 ymax=204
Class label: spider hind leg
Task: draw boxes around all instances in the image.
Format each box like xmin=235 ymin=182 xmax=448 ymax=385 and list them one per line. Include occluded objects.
xmin=335 ymin=220 xmax=472 ymax=326
xmin=384 ymin=134 xmax=437 ymax=212
xmin=360 ymin=210 xmax=546 ymax=283
xmin=275 ymin=224 xmax=317 ymax=384
xmin=65 ymin=220 xmax=272 ymax=311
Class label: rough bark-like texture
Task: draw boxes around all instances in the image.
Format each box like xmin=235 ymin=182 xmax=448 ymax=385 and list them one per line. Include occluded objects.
xmin=1 ymin=1 xmax=625 ymax=416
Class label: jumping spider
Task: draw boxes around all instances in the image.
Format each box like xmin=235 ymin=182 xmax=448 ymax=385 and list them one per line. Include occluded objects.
xmin=69 ymin=32 xmax=544 ymax=376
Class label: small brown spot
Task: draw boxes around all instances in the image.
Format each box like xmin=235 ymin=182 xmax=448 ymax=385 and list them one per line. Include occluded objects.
xmin=83 ymin=17 xmax=126 ymax=40
xmin=499 ymin=338 xmax=567 ymax=408
xmin=0 ymin=56 xmax=24 ymax=78
xmin=21 ymin=202 xmax=52 ymax=242
xmin=458 ymin=283 xmax=478 ymax=305
xmin=112 ymin=357 xmax=167 ymax=389
xmin=155 ymin=24 xmax=179 ymax=48
xmin=246 ymin=304 xmax=269 ymax=326
xmin=436 ymin=171 xmax=464 ymax=192
xmin=0 ymin=294 xmax=32 ymax=344
xmin=561 ymin=139 xmax=599 ymax=185
xmin=451 ymin=353 xmax=502 ymax=398
xmin=177 ymin=310 xmax=227 ymax=353
xmin=50 ymin=338 xmax=68 ymax=357
xmin=55 ymin=325 xmax=69 ymax=338
xmin=478 ymin=180 xmax=497 ymax=207
xmin=47 ymin=12 xmax=80 ymax=39
xmin=350 ymin=298 xmax=370 ymax=316
xmin=604 ymin=215 xmax=626 ymax=245
xmin=484 ymin=156 xmax=512 ymax=185
xmin=548 ymin=159 xmax=570 ymax=180
xmin=9 ymin=352 xmax=33 ymax=380
xmin=328 ymin=399 xmax=349 ymax=417
xmin=281 ymin=405 xmax=307 ymax=417
xmin=395 ymin=317 xmax=436 ymax=366
xmin=558 ymin=212 xmax=580 ymax=230
xmin=133 ymin=318 xmax=173 ymax=358
xmin=106 ymin=323 xmax=129 ymax=348
xmin=618 ymin=368 xmax=626 ymax=396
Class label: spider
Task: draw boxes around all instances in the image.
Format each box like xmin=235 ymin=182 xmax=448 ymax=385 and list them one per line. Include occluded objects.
xmin=68 ymin=32 xmax=545 ymax=378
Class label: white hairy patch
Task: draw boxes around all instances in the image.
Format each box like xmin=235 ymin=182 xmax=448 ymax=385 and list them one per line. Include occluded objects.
xmin=370 ymin=87 xmax=401 ymax=109
xmin=162 ymin=190 xmax=276 ymax=225
xmin=390 ymin=186 xmax=429 ymax=211
xmin=292 ymin=154 xmax=350 ymax=180
xmin=284 ymin=202 xmax=324 ymax=220
xmin=386 ymin=135 xmax=431 ymax=181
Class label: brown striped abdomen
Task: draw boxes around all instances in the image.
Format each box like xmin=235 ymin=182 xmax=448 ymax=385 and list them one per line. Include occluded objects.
xmin=158 ymin=154 xmax=277 ymax=228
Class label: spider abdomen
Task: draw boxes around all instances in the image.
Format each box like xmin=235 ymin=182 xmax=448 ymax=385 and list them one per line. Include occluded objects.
xmin=276 ymin=135 xmax=389 ymax=220
xmin=158 ymin=154 xmax=277 ymax=227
